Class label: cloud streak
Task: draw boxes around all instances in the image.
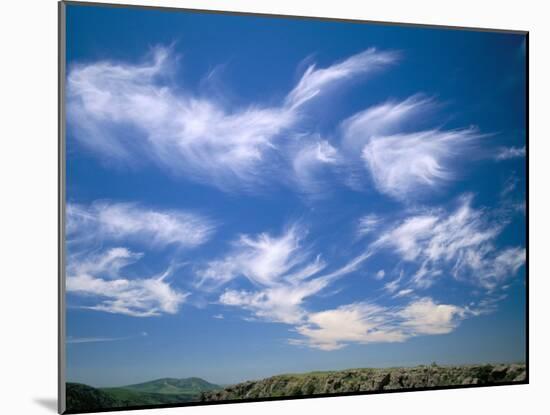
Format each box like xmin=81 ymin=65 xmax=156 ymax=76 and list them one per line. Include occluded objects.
xmin=66 ymin=332 xmax=148 ymax=344
xmin=66 ymin=336 xmax=126 ymax=344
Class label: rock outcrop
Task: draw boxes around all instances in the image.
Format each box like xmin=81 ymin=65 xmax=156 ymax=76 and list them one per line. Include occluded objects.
xmin=201 ymin=363 xmax=526 ymax=401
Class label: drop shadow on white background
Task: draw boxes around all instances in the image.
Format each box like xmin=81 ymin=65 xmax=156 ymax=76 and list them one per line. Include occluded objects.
xmin=34 ymin=398 xmax=57 ymax=413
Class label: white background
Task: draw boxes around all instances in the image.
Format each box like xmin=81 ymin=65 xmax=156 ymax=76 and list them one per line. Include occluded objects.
xmin=0 ymin=0 xmax=546 ymax=414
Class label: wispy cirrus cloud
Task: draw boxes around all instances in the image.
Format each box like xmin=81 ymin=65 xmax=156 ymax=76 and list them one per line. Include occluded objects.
xmin=198 ymin=225 xmax=329 ymax=324
xmin=501 ymin=174 xmax=520 ymax=197
xmin=393 ymin=288 xmax=414 ymax=298
xmin=219 ymin=277 xmax=331 ymax=325
xmin=196 ymin=225 xmax=321 ymax=289
xmin=383 ymin=272 xmax=404 ymax=294
xmin=65 ymin=201 xmax=208 ymax=317
xmin=67 ymin=247 xmax=188 ymax=317
xmin=67 ymin=201 xmax=215 ymax=249
xmin=290 ymin=139 xmax=340 ymax=196
xmin=357 ymin=214 xmax=381 ymax=237
xmin=202 ymin=218 xmax=486 ymax=350
xmin=495 ymin=146 xmax=526 ymax=161
xmin=198 ymin=224 xmax=371 ymax=324
xmin=292 ymin=297 xmax=466 ymax=351
xmin=341 ymin=95 xmax=433 ymax=154
xmin=374 ymin=194 xmax=526 ymax=289
xmin=68 ymin=46 xmax=398 ymax=191
xmin=361 ymin=128 xmax=481 ymax=200
xmin=285 ymin=48 xmax=399 ymax=109
xmin=68 ymin=46 xmax=489 ymax=202
xmin=67 ymin=332 xmax=148 ymax=344
xmin=340 ymin=96 xmax=483 ymax=200
xmin=66 ymin=336 xmax=126 ymax=344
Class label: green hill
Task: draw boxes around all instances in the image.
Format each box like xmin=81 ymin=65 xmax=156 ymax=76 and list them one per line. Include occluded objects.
xmin=120 ymin=377 xmax=220 ymax=395
xmin=66 ymin=383 xmax=119 ymax=412
xmin=66 ymin=377 xmax=221 ymax=412
xmin=99 ymin=387 xmax=197 ymax=406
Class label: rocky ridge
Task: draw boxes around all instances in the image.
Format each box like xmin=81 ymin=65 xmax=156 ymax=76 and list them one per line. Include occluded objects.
xmin=201 ymin=363 xmax=526 ymax=401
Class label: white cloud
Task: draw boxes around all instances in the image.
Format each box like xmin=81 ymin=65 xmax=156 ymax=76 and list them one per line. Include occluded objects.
xmin=384 ymin=272 xmax=403 ymax=294
xmin=67 ymin=246 xmax=142 ymax=278
xmin=293 ymin=303 xmax=407 ymax=351
xmin=341 ymin=95 xmax=433 ymax=154
xmin=67 ymin=201 xmax=214 ymax=249
xmin=68 ymin=45 xmax=497 ymax=203
xmin=501 ymin=175 xmax=520 ymax=197
xmin=468 ymin=293 xmax=509 ymax=316
xmin=394 ymin=288 xmax=414 ymax=298
xmin=68 ymin=47 xmax=490 ymax=201
xmin=375 ymin=195 xmax=526 ymax=289
xmin=377 ymin=214 xmax=440 ymax=262
xmin=285 ymin=48 xmax=399 ymax=109
xmin=398 ymin=298 xmax=465 ymax=334
xmin=216 ymin=247 xmax=373 ymax=325
xmin=220 ymin=277 xmax=331 ymax=324
xmin=486 ymin=247 xmax=526 ymax=284
xmin=357 ymin=214 xmax=381 ymax=237
xmin=291 ymin=139 xmax=340 ymax=195
xmin=375 ymin=269 xmax=385 ymax=280
xmin=68 ymin=46 xmax=397 ymax=191
xmin=198 ymin=225 xmax=330 ymax=324
xmin=66 ymin=248 xmax=188 ymax=317
xmin=197 ymin=225 xmax=319 ymax=288
xmin=361 ymin=129 xmax=480 ymax=199
xmin=68 ymin=46 xmax=293 ymax=189
xmin=198 ymin=225 xmax=372 ymax=324
xmin=514 ymin=201 xmax=527 ymax=214
xmin=340 ymin=96 xmax=482 ymax=199
xmin=293 ymin=297 xmax=465 ymax=350
xmin=495 ymin=146 xmax=526 ymax=160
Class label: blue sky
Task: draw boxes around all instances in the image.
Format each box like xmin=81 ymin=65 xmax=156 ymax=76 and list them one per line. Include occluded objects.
xmin=64 ymin=4 xmax=526 ymax=387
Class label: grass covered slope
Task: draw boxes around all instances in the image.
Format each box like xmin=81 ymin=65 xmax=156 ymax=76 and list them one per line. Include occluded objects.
xmin=65 ymin=377 xmax=221 ymax=412
xmin=99 ymin=387 xmax=195 ymax=406
xmin=65 ymin=383 xmax=119 ymax=412
xmin=201 ymin=363 xmax=526 ymax=401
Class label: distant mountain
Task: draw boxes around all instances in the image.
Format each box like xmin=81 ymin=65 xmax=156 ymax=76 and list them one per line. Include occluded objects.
xmin=201 ymin=363 xmax=527 ymax=401
xmin=120 ymin=377 xmax=220 ymax=395
xmin=65 ymin=377 xmax=221 ymax=412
